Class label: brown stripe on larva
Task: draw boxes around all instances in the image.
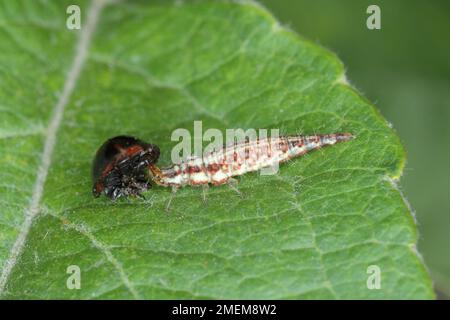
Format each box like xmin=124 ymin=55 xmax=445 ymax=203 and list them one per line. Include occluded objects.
xmin=207 ymin=163 xmax=221 ymax=174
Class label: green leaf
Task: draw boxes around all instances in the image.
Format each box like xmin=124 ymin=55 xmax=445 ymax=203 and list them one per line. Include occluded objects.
xmin=0 ymin=0 xmax=433 ymax=299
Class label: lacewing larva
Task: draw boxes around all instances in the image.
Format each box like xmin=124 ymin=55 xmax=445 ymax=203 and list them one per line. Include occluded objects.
xmin=92 ymin=133 xmax=354 ymax=203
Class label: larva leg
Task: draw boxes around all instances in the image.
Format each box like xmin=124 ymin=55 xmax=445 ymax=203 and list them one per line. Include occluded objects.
xmin=227 ymin=177 xmax=243 ymax=198
xmin=202 ymin=184 xmax=209 ymax=204
xmin=165 ymin=186 xmax=178 ymax=212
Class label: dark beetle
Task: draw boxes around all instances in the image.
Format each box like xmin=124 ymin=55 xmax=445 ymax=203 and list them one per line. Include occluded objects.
xmin=92 ymin=136 xmax=160 ymax=200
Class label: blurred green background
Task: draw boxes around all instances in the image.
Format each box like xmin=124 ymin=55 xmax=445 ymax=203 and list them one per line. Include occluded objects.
xmin=260 ymin=0 xmax=450 ymax=298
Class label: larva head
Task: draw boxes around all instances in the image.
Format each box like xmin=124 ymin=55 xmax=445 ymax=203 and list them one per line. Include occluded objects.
xmin=92 ymin=135 xmax=160 ymax=200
